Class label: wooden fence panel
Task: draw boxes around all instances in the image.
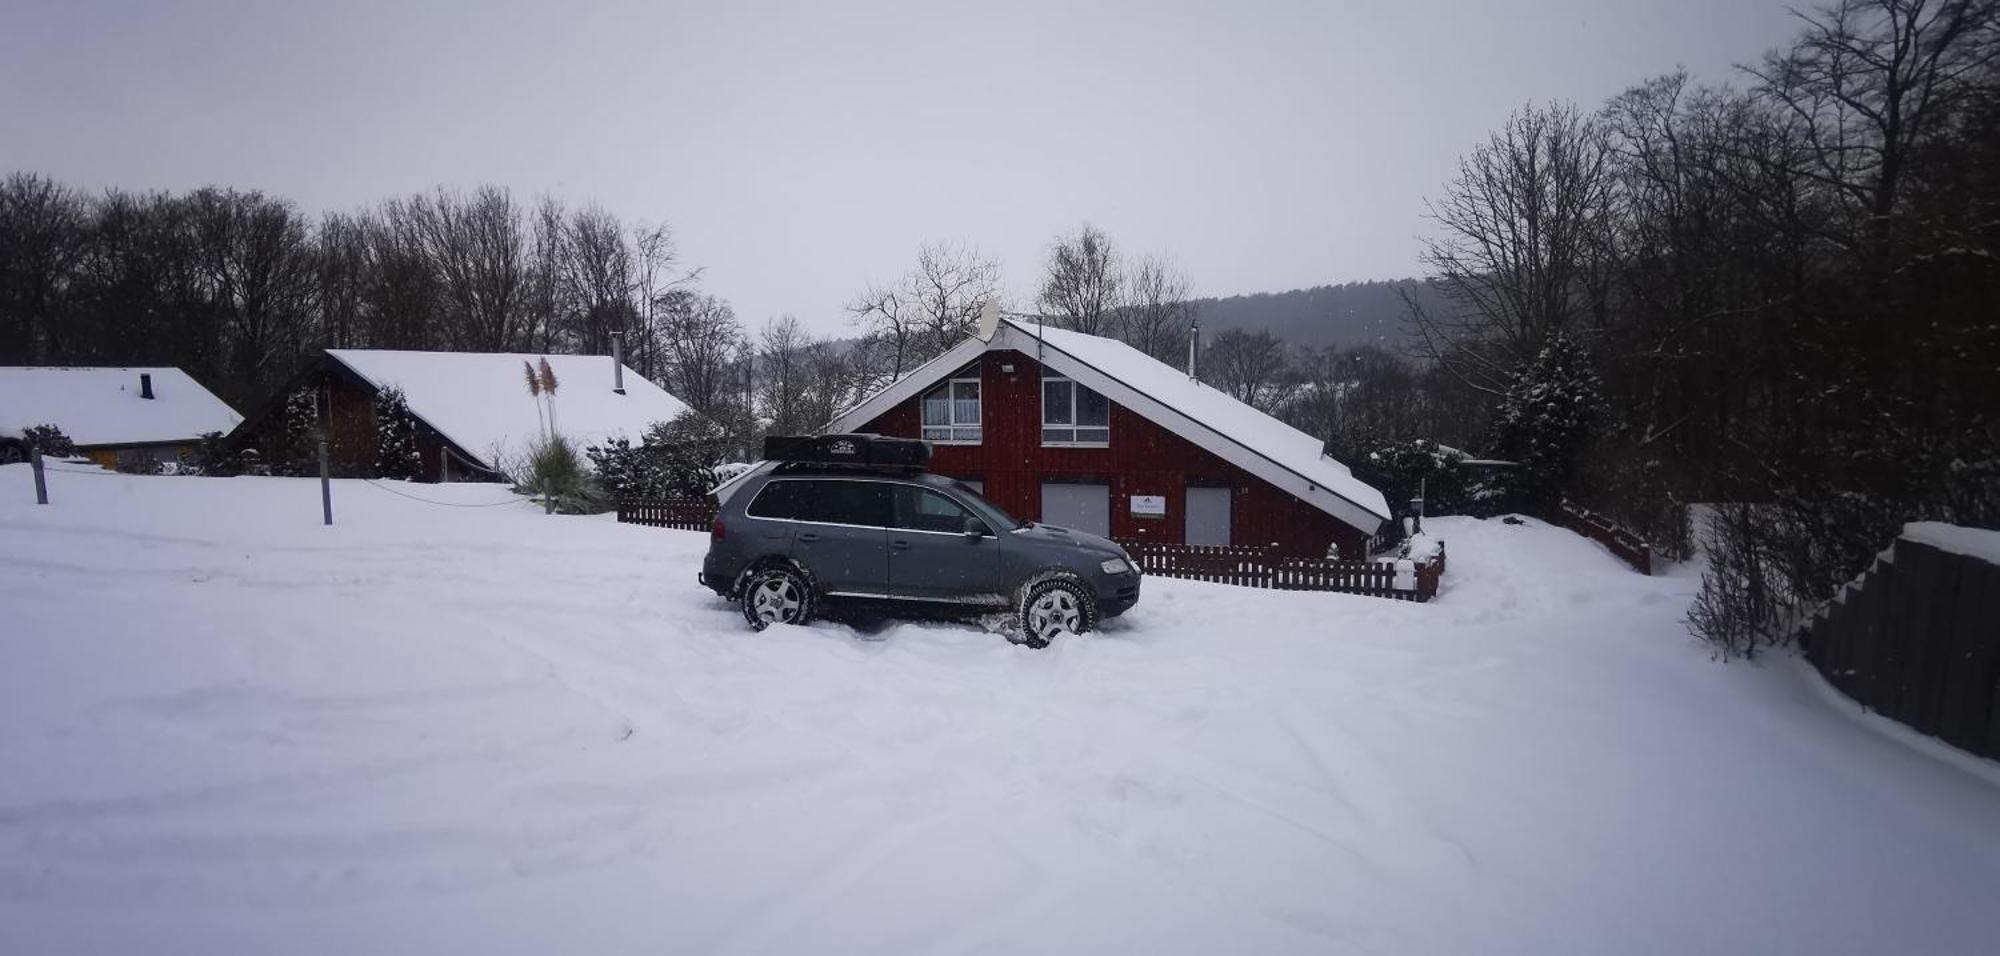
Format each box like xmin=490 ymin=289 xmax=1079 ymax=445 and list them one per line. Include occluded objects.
xmin=1807 ymin=533 xmax=2000 ymax=760
xmin=1547 ymin=501 xmax=1653 ymax=575
xmin=616 ymin=498 xmax=719 ymax=532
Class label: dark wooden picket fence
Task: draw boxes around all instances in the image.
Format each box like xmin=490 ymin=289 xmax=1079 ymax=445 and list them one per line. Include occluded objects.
xmin=1546 ymin=500 xmax=1653 ymax=575
xmin=1802 ymin=531 xmax=2000 ymax=760
xmin=1118 ymin=540 xmax=1445 ymax=602
xmin=616 ymin=498 xmax=718 ymax=532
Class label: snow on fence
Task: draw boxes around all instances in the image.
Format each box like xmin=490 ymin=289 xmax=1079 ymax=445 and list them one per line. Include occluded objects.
xmin=1802 ymin=524 xmax=2000 ymax=760
xmin=1545 ymin=500 xmax=1652 ymax=575
xmin=1118 ymin=540 xmax=1444 ymax=602
xmin=616 ymin=497 xmax=717 ymax=532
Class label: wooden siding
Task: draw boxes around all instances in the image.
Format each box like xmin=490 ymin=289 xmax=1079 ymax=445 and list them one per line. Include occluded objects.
xmin=229 ymin=356 xmax=473 ymax=482
xmin=857 ymin=349 xmax=1375 ymax=559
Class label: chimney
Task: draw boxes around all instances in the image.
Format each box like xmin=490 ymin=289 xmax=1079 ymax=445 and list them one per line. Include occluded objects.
xmin=610 ymin=333 xmax=626 ymax=395
xmin=139 ymin=372 xmax=154 ymax=400
xmin=1187 ymin=322 xmax=1200 ymax=381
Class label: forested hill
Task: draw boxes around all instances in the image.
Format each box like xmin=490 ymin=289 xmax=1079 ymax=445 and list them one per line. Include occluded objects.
xmin=1187 ymin=279 xmax=1440 ymax=351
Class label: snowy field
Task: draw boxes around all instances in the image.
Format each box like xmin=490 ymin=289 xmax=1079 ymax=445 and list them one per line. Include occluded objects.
xmin=3 ymin=466 xmax=1999 ymax=955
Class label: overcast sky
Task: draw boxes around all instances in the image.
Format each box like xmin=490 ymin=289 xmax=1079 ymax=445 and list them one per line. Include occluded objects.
xmin=3 ymin=0 xmax=1804 ymax=335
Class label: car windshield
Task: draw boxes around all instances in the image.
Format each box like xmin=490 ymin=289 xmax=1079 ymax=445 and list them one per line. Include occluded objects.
xmin=944 ymin=479 xmax=1022 ymax=532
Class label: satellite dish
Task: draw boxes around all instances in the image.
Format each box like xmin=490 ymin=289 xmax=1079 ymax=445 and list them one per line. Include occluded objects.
xmin=975 ymin=300 xmax=1002 ymax=342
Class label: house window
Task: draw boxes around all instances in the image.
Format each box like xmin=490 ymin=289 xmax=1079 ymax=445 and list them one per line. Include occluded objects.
xmin=921 ymin=376 xmax=982 ymax=444
xmin=1042 ymin=373 xmax=1109 ymax=446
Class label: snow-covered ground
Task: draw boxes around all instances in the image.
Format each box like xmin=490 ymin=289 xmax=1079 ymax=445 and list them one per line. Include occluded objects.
xmin=4 ymin=466 xmax=1998 ymax=955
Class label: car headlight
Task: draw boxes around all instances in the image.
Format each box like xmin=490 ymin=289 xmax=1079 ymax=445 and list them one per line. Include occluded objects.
xmin=1100 ymin=557 xmax=1132 ymax=575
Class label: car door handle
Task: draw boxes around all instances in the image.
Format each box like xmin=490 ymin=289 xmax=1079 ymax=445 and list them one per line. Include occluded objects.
xmin=797 ymin=532 xmax=821 ymax=543
xmin=891 ymin=539 xmax=911 ymax=550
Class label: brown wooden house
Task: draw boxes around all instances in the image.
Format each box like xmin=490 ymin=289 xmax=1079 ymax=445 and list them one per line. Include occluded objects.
xmin=231 ymin=349 xmax=693 ymax=481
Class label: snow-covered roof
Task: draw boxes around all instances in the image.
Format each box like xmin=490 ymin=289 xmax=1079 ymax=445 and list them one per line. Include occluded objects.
xmin=825 ymin=318 xmax=1392 ymax=532
xmin=0 ymin=366 xmax=241 ymax=447
xmin=325 ymin=350 xmax=693 ymax=472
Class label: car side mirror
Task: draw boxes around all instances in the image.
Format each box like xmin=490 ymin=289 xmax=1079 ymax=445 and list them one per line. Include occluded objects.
xmin=963 ymin=517 xmax=990 ymax=539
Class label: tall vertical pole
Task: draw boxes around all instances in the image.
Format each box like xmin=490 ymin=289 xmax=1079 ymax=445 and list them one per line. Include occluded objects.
xmin=1188 ymin=321 xmax=1200 ymax=381
xmin=318 ymin=439 xmax=333 ymax=526
xmin=30 ymin=447 xmax=48 ymax=505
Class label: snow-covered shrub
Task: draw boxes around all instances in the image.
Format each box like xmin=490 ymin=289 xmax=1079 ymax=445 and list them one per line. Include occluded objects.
xmin=516 ymin=431 xmax=604 ymax=514
xmin=585 ymin=411 xmax=733 ymax=501
xmin=372 ymin=386 xmax=421 ymax=480
xmin=183 ymin=431 xmax=244 ymax=477
xmin=1490 ymin=333 xmax=1601 ymax=512
xmin=269 ymin=387 xmax=320 ymax=476
xmin=1355 ymin=439 xmax=1505 ymax=533
xmin=20 ymin=424 xmax=76 ymax=457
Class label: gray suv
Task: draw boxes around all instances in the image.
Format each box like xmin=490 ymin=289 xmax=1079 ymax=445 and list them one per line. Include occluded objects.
xmin=701 ymin=463 xmax=1140 ymax=647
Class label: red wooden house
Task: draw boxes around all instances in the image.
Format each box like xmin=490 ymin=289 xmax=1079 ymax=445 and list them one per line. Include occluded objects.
xmin=826 ymin=313 xmax=1392 ymax=559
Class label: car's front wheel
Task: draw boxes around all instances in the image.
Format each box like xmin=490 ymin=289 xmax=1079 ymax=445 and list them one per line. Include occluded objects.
xmin=1019 ymin=577 xmax=1098 ymax=649
xmin=741 ymin=566 xmax=814 ymax=631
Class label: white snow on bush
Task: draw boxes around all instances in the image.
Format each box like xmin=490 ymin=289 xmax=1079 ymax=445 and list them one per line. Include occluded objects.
xmin=327 ymin=350 xmax=693 ymax=472
xmin=3 ymin=468 xmax=1998 ymax=954
xmin=0 ymin=366 xmax=240 ymax=445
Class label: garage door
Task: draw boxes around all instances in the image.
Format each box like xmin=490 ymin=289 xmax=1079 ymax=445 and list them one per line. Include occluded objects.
xmin=1185 ymin=486 xmax=1232 ymax=547
xmin=1040 ymin=482 xmax=1110 ymax=537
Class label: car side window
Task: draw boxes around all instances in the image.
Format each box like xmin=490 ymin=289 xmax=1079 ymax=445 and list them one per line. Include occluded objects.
xmin=893 ymin=485 xmax=976 ymax=534
xmin=797 ymin=480 xmax=891 ymax=527
xmin=745 ymin=480 xmax=807 ymax=520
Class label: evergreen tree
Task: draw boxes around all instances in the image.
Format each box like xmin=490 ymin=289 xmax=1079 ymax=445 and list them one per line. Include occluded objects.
xmin=276 ymin=388 xmax=319 ymax=475
xmin=373 ymin=386 xmax=421 ymax=479
xmin=1490 ymin=333 xmax=1601 ymax=511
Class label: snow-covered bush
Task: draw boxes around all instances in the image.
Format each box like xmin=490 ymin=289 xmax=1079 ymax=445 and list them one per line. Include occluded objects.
xmin=183 ymin=431 xmax=244 ymax=477
xmin=585 ymin=411 xmax=732 ymax=501
xmin=1490 ymin=333 xmax=1601 ymax=512
xmin=20 ymin=424 xmax=77 ymax=457
xmin=516 ymin=431 xmax=604 ymax=514
xmin=372 ymin=386 xmax=421 ymax=480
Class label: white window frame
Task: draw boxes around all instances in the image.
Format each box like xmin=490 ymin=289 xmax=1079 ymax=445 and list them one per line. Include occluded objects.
xmin=1041 ymin=372 xmax=1110 ymax=448
xmin=921 ymin=374 xmax=983 ymax=445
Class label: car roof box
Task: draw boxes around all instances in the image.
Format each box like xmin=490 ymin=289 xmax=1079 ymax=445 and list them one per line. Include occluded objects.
xmin=763 ymin=433 xmax=931 ymax=470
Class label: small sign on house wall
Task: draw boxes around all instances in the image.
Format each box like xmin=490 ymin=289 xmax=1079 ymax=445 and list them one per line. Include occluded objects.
xmin=1130 ymin=495 xmax=1166 ymax=519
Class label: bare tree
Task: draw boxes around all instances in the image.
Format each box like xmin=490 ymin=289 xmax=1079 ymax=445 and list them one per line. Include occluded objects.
xmin=0 ymin=173 xmax=85 ymax=363
xmin=757 ymin=314 xmax=812 ymax=435
xmin=658 ymin=290 xmax=744 ymax=417
xmin=398 ymin=186 xmax=538 ymax=351
xmin=1203 ymin=329 xmax=1290 ymax=410
xmin=552 ymin=204 xmax=635 ymax=355
xmin=849 ymin=240 xmax=999 ymax=385
xmin=184 ymin=187 xmax=318 ymax=402
xmin=1408 ymin=101 xmax=1616 ymax=394
xmin=1116 ymin=253 xmax=1196 ymax=362
xmin=630 ymin=222 xmax=696 ymax=379
xmin=1745 ymin=0 xmax=2000 ymax=261
xmin=1038 ymin=223 xmax=1122 ymax=335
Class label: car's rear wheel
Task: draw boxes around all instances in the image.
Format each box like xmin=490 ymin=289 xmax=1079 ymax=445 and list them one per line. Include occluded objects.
xmin=742 ymin=566 xmax=814 ymax=631
xmin=1019 ymin=577 xmax=1097 ymax=649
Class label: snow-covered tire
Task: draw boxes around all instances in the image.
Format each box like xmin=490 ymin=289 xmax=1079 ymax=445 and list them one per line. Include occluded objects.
xmin=1017 ymin=576 xmax=1097 ymax=649
xmin=741 ymin=566 xmax=815 ymax=631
